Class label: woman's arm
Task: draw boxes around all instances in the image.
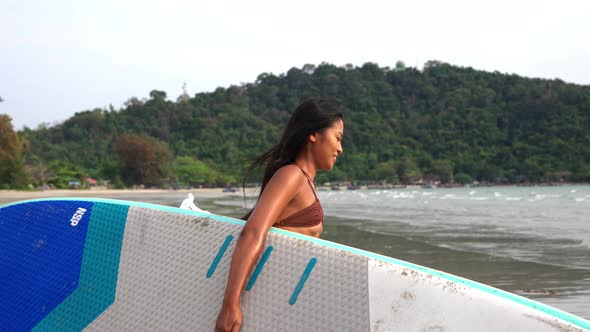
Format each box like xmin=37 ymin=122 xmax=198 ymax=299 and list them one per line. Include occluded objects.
xmin=215 ymin=165 xmax=302 ymax=332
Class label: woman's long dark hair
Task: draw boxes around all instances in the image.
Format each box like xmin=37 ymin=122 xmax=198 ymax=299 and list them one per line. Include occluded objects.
xmin=242 ymin=98 xmax=343 ymax=220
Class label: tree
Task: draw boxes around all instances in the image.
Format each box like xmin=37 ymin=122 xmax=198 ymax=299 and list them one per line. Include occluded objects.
xmin=395 ymin=61 xmax=406 ymax=71
xmin=375 ymin=161 xmax=398 ymax=183
xmin=174 ymin=156 xmax=220 ymax=185
xmin=26 ymin=160 xmax=49 ymax=186
xmin=115 ymin=134 xmax=172 ymax=187
xmin=124 ymin=97 xmax=143 ymax=107
xmin=0 ymin=114 xmax=29 ymax=188
xmin=46 ymin=160 xmax=84 ymax=188
xmin=454 ymin=173 xmax=472 ymax=184
xmin=98 ymin=159 xmax=123 ymax=187
xmin=423 ymin=60 xmax=444 ymax=69
xmin=149 ymin=90 xmax=167 ymax=100
xmin=302 ymin=64 xmax=316 ymax=75
xmin=429 ymin=159 xmax=454 ymax=183
xmin=397 ymin=159 xmax=422 ymax=184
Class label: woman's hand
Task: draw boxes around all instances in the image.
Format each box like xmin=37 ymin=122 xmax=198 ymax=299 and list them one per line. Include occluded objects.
xmin=215 ymin=302 xmax=243 ymax=332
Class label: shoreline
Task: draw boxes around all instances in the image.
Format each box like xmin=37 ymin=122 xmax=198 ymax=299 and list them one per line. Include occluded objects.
xmin=2 ymin=181 xmax=588 ymax=200
xmin=0 ymin=188 xmax=243 ymax=205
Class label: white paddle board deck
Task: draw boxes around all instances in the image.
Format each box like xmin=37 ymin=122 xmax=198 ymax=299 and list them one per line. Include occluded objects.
xmin=1 ymin=198 xmax=588 ymax=331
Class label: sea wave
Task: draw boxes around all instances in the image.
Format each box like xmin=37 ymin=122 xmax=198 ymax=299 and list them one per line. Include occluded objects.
xmin=504 ymin=197 xmax=522 ymax=201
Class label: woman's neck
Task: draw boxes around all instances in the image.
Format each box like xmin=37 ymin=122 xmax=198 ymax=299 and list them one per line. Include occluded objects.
xmin=293 ymin=158 xmax=316 ymax=179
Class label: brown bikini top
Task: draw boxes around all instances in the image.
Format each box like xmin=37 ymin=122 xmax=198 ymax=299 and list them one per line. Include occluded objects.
xmin=274 ymin=165 xmax=324 ymax=228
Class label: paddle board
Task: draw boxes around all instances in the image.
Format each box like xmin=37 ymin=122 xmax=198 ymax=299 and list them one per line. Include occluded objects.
xmin=1 ymin=198 xmax=588 ymax=331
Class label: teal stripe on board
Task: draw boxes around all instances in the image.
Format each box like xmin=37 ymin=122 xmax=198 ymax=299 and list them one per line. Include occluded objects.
xmin=207 ymin=235 xmax=234 ymax=278
xmin=289 ymin=257 xmax=317 ymax=305
xmin=33 ymin=203 xmax=129 ymax=331
xmin=246 ymin=246 xmax=274 ymax=291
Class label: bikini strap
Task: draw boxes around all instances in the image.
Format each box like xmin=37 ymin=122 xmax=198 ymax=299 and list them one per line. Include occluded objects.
xmin=295 ymin=164 xmax=318 ymax=200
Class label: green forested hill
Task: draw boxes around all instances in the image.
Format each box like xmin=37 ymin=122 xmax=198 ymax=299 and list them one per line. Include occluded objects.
xmin=9 ymin=61 xmax=590 ymax=188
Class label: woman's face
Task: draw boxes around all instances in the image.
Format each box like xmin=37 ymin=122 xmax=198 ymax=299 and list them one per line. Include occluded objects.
xmin=312 ymin=118 xmax=344 ymax=170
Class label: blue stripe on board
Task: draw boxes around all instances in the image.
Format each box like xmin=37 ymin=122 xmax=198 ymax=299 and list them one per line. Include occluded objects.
xmin=0 ymin=200 xmax=94 ymax=332
xmin=2 ymin=197 xmax=588 ymax=330
xmin=289 ymin=258 xmax=317 ymax=305
xmin=245 ymin=246 xmax=274 ymax=291
xmin=33 ymin=203 xmax=129 ymax=331
xmin=207 ymin=235 xmax=234 ymax=278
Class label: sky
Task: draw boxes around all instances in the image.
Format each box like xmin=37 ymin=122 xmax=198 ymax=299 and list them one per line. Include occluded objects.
xmin=1 ymin=0 xmax=589 ymax=130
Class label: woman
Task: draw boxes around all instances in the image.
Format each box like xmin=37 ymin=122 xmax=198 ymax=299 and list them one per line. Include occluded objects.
xmin=215 ymin=98 xmax=344 ymax=332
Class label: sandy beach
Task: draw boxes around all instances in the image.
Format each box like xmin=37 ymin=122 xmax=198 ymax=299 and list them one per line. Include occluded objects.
xmin=0 ymin=188 xmax=243 ymax=205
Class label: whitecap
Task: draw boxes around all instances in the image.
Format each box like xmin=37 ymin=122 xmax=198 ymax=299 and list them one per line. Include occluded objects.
xmin=528 ymin=194 xmax=546 ymax=202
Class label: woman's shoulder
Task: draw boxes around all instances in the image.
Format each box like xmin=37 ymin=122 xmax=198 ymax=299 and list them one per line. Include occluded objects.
xmin=270 ymin=164 xmax=305 ymax=185
xmin=261 ymin=164 xmax=307 ymax=201
xmin=272 ymin=164 xmax=303 ymax=177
